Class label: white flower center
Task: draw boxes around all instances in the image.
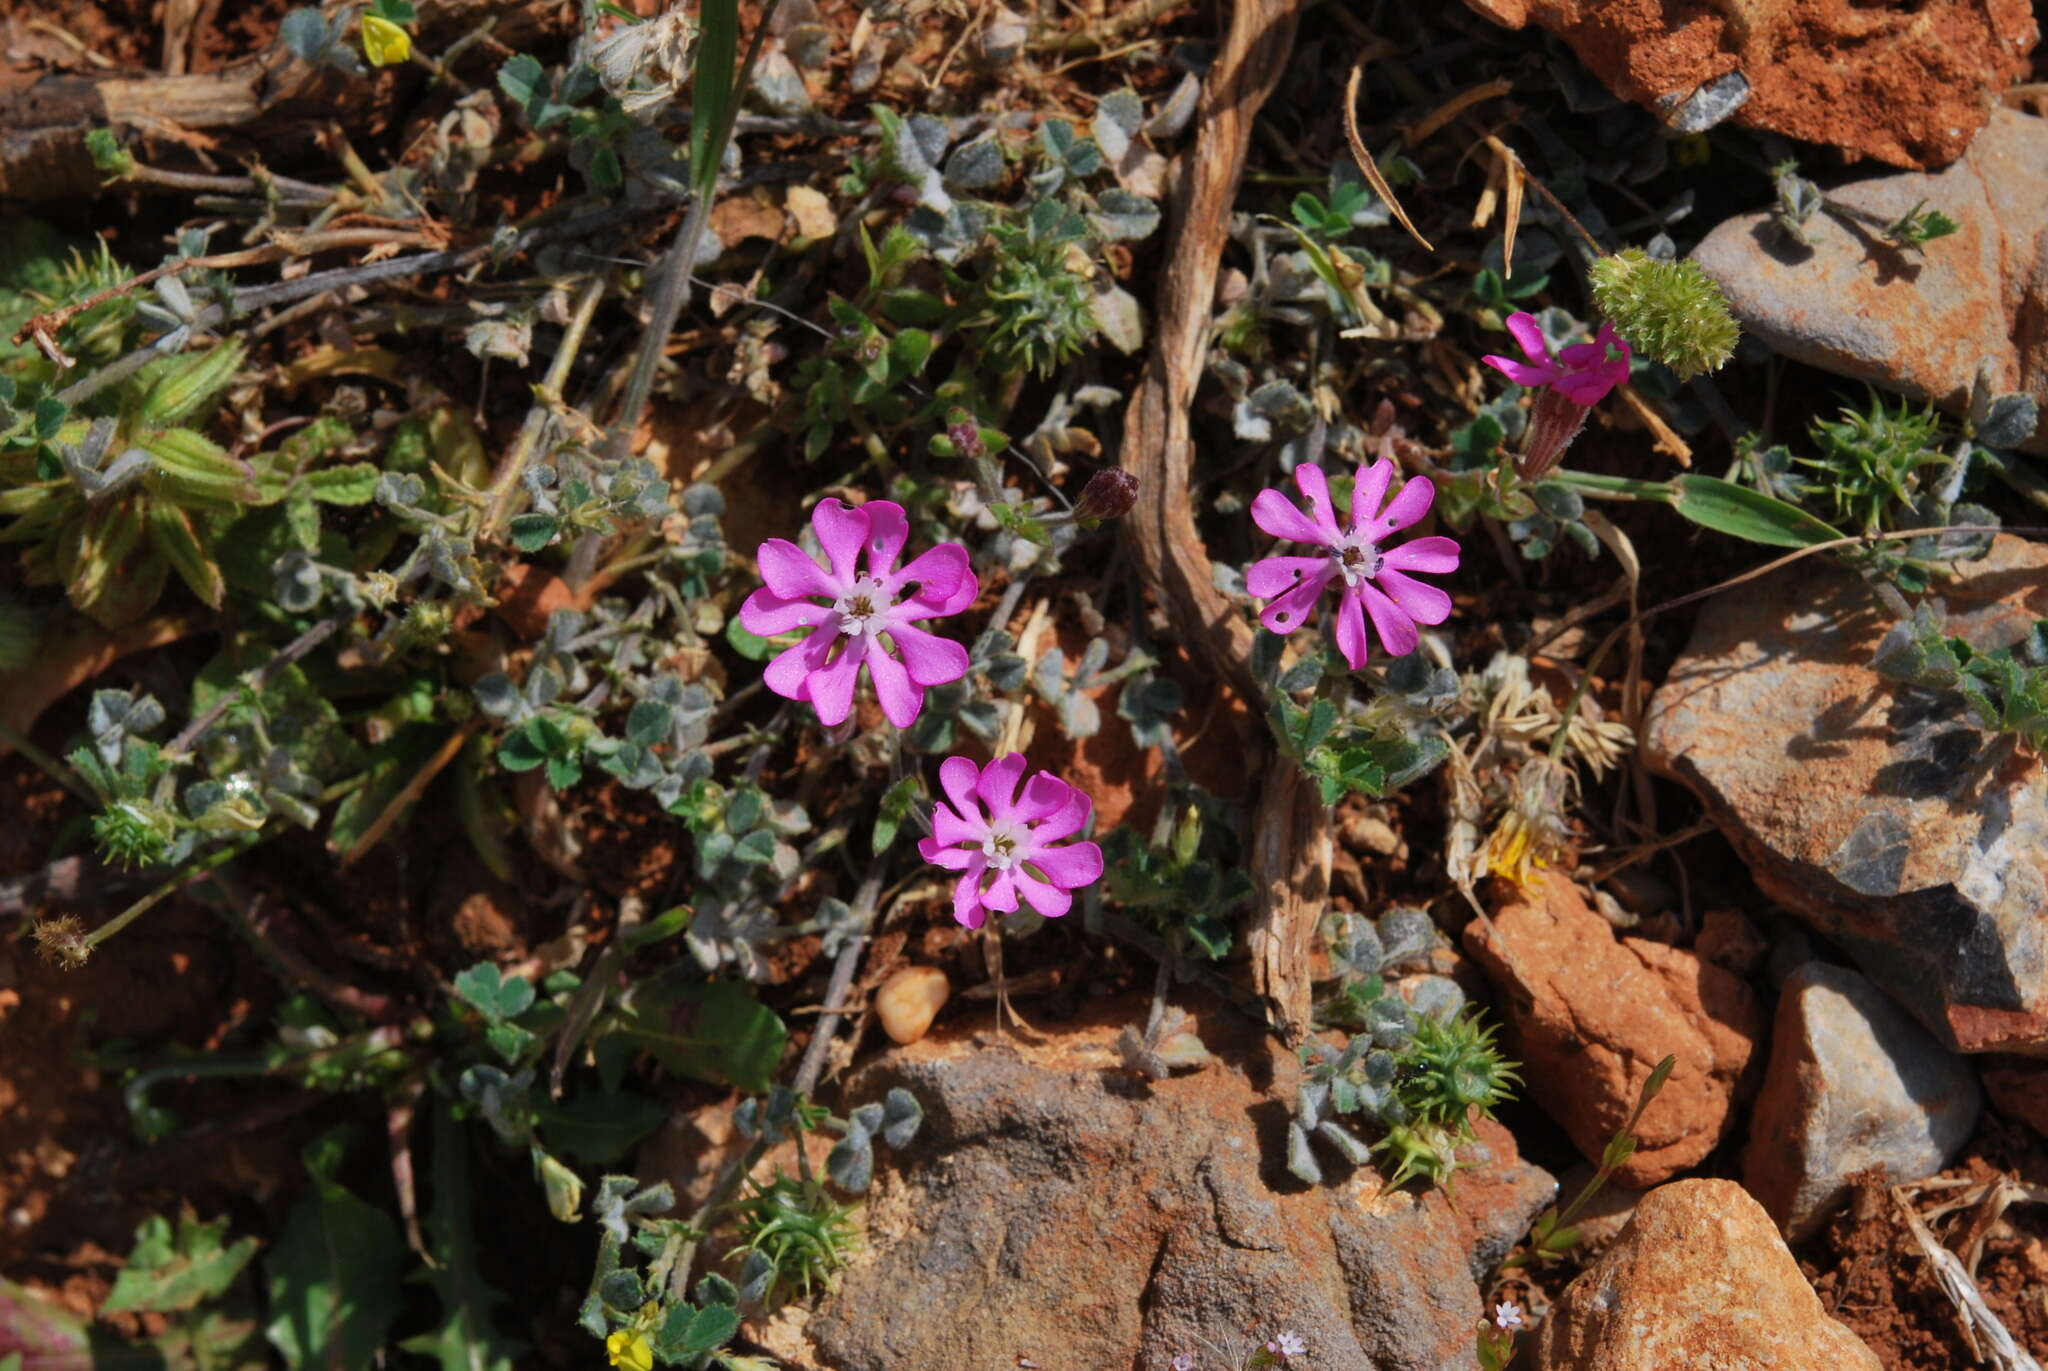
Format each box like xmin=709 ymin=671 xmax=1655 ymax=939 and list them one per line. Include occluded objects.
xmin=1331 ymin=532 xmax=1381 ymax=588
xmin=980 ymin=824 xmax=1022 ymax=871
xmin=832 ymin=576 xmax=893 ymax=635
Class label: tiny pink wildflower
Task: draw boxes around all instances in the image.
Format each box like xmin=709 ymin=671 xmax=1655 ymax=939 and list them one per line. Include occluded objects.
xmin=1171 ymin=1356 xmax=1197 ymax=1371
xmin=917 ymin=753 xmax=1103 ymax=929
xmin=1265 ymin=1331 xmax=1307 ymax=1361
xmin=1480 ymin=312 xmax=1632 ymax=480
xmin=1247 ymin=458 xmax=1458 ymax=669
xmin=740 ymin=497 xmax=978 ymax=729
xmin=1493 ymin=1302 xmax=1525 ymax=1332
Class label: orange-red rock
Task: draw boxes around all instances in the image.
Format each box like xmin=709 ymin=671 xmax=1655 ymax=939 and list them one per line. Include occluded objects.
xmin=1463 ymin=871 xmax=1764 ymax=1186
xmin=1462 ymin=0 xmax=2036 ymax=169
xmin=1531 ymin=1179 xmax=1883 ymax=1371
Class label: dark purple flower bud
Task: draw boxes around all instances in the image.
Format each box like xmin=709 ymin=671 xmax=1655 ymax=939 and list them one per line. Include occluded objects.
xmin=946 ymin=418 xmax=986 ymax=461
xmin=1072 ymin=467 xmax=1139 ymax=525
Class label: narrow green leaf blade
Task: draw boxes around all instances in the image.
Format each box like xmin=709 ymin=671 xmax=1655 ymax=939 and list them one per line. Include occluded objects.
xmin=1668 ymin=475 xmax=1844 ymax=548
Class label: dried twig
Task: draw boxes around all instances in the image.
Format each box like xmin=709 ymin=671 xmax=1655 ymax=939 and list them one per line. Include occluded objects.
xmin=1891 ymin=1186 xmax=2043 ymax=1371
xmin=1342 ymin=55 xmax=1432 ymax=254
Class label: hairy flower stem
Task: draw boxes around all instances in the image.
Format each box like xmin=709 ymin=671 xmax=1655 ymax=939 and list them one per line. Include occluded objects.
xmin=82 ymin=836 xmax=260 ymax=955
xmin=482 ymin=272 xmax=609 ymax=541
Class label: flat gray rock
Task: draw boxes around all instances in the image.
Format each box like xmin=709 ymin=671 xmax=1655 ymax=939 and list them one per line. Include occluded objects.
xmin=1643 ymin=534 xmax=2048 ymax=1054
xmin=1744 ymin=962 xmax=1982 ymax=1242
xmin=1691 ymin=109 xmax=2048 ymax=453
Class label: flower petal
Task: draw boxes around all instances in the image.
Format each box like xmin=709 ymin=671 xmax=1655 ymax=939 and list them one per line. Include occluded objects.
xmin=1011 ymin=870 xmax=1073 ymax=919
xmin=1380 ymin=535 xmax=1461 ymax=575
xmin=1368 ymin=472 xmax=1436 ymax=536
xmin=921 ymin=825 xmax=979 ymax=865
xmin=1351 ymin=457 xmax=1394 ymax=532
xmin=1026 ymin=787 xmax=1092 ymax=844
xmin=1257 ymin=564 xmax=1334 ymax=635
xmin=756 ymin=538 xmax=838 ymax=600
xmin=810 ymin=498 xmax=868 ymax=584
xmin=1251 ymin=488 xmax=1333 ymax=547
xmin=892 ymin=542 xmax=975 ymax=611
xmin=934 ymin=763 xmax=986 ymax=837
xmin=976 ymin=753 xmax=1029 ymax=820
xmin=763 ymin=625 xmax=838 ymax=700
xmin=1357 ymin=580 xmax=1420 ymax=658
xmin=1246 ymin=555 xmax=1332 ymax=600
xmin=1374 ymin=567 xmax=1453 ymax=626
xmin=1014 ymin=772 xmax=1073 ymax=824
xmin=739 ymin=588 xmax=831 ymax=637
xmin=866 ymin=642 xmax=925 ymax=728
xmin=950 ymin=867 xmax=988 ymax=930
xmin=1334 ymin=588 xmax=1371 ymax=671
xmin=886 ymin=621 xmax=971 ymax=687
xmin=806 ymin=633 xmax=867 ymax=725
xmin=860 ymin=500 xmax=910 ymax=580
xmin=1504 ymin=311 xmax=1552 ymax=366
xmin=1481 ymin=355 xmax=1561 ymax=388
xmin=1024 ymin=838 xmax=1102 ymax=890
xmin=981 ymin=870 xmax=1019 ymax=913
xmin=1291 ymin=463 xmax=1344 ymax=540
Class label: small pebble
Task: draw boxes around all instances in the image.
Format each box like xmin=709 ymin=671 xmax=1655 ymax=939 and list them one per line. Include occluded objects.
xmin=876 ymin=966 xmax=950 ymax=1045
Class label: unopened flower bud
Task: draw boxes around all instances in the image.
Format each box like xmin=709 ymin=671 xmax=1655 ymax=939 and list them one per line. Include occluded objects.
xmin=1515 ymin=386 xmax=1593 ymax=482
xmin=1072 ymin=467 xmax=1138 ymax=525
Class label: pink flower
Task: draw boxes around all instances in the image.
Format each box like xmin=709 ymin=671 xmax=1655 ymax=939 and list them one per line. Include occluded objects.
xmin=1481 ymin=313 xmax=1630 ymax=407
xmin=1265 ymin=1331 xmax=1307 ymax=1361
xmin=1481 ymin=313 xmax=1632 ymax=480
xmin=1247 ymin=458 xmax=1458 ymax=669
xmin=1493 ymin=1302 xmax=1525 ymax=1332
xmin=1170 ymin=1357 xmax=1197 ymax=1371
xmin=740 ymin=498 xmax=978 ymax=729
xmin=917 ymin=754 xmax=1103 ymax=929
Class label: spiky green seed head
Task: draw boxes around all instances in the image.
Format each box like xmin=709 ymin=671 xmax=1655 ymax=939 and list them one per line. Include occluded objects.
xmin=1395 ymin=1006 xmax=1521 ymax=1131
xmin=93 ymin=799 xmax=176 ymax=869
xmin=1369 ymin=1119 xmax=1466 ymax=1189
xmin=1588 ymin=248 xmax=1739 ymax=381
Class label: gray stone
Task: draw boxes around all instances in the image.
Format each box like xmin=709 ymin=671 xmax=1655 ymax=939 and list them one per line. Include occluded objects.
xmin=778 ymin=996 xmax=1553 ymax=1371
xmin=1691 ymin=110 xmax=2048 ymax=453
xmin=1642 ymin=534 xmax=2048 ymax=1053
xmin=1744 ymin=962 xmax=1982 ymax=1242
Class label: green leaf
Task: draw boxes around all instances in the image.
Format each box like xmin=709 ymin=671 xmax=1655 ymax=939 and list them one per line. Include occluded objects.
xmin=677 ymin=1303 xmax=738 ymax=1356
xmin=103 ymin=1212 xmax=259 ymax=1313
xmin=398 ymin=1107 xmax=524 ymax=1371
xmin=724 ymin=615 xmax=789 ymax=661
xmin=508 ymin=513 xmax=558 ymax=552
xmin=625 ymin=700 xmax=672 ymax=747
xmin=306 ymin=462 xmax=379 ymax=506
xmin=689 ymin=0 xmax=740 ymax=202
xmin=611 ymin=975 xmax=786 ymax=1092
xmin=872 ymin=775 xmax=920 ymax=854
xmin=453 ymin=962 xmax=533 ymax=1022
xmin=533 ymin=1089 xmax=668 ymax=1166
xmin=1668 ymin=475 xmax=1845 ymax=548
xmin=264 ymin=1165 xmax=403 ymax=1371
xmin=497 ymin=53 xmax=546 ymax=109
xmin=544 ymin=752 xmax=583 ymax=791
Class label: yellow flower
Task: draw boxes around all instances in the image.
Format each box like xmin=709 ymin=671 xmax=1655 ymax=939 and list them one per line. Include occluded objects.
xmin=605 ymin=1330 xmax=653 ymax=1371
xmin=360 ymin=13 xmax=412 ymax=66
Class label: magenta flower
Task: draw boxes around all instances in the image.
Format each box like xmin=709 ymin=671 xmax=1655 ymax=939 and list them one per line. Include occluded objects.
xmin=740 ymin=498 xmax=977 ymax=729
xmin=918 ymin=754 xmax=1103 ymax=929
xmin=1481 ymin=313 xmax=1630 ymax=406
xmin=1247 ymin=458 xmax=1458 ymax=668
xmin=1481 ymin=312 xmax=1632 ymax=479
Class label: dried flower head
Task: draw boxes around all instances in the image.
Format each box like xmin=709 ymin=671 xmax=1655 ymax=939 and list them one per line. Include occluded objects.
xmin=1587 ymin=248 xmax=1738 ymax=381
xmin=31 ymin=914 xmax=91 ymax=968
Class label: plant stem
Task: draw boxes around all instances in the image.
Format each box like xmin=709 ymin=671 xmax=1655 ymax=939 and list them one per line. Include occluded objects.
xmin=604 ymin=0 xmax=785 ymax=466
xmin=84 ymin=838 xmax=257 ymax=953
xmin=482 ymin=272 xmax=610 ymax=540
xmin=164 ymin=611 xmax=351 ymax=760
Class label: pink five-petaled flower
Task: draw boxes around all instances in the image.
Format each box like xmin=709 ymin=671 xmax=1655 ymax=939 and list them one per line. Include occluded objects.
xmin=741 ymin=498 xmax=978 ymax=729
xmin=1247 ymin=458 xmax=1459 ymax=670
xmin=918 ymin=753 xmax=1103 ymax=930
xmin=1170 ymin=1356 xmax=1197 ymax=1371
xmin=1265 ymin=1331 xmax=1307 ymax=1361
xmin=1480 ymin=312 xmax=1632 ymax=480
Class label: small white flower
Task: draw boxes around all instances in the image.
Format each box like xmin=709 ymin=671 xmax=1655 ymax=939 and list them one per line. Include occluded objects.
xmin=1171 ymin=1356 xmax=1197 ymax=1371
xmin=1268 ymin=1332 xmax=1306 ymax=1360
xmin=1493 ymin=1302 xmax=1525 ymax=1332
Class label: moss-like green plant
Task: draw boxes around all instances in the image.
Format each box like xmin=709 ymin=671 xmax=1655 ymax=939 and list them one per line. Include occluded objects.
xmin=727 ymin=1175 xmax=860 ymax=1303
xmin=1588 ymin=248 xmax=1738 ymax=380
xmin=1801 ymin=392 xmax=1948 ymax=533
